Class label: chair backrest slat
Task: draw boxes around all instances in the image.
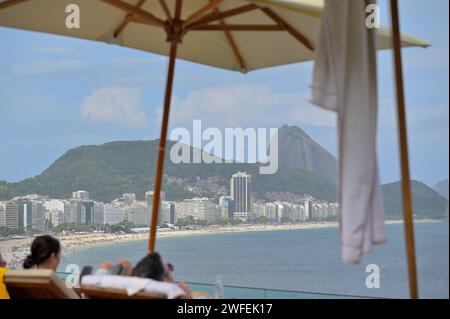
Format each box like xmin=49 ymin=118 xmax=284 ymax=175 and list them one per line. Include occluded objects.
xmin=4 ymin=269 xmax=80 ymax=299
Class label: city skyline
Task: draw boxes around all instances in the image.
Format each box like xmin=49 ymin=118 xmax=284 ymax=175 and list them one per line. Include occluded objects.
xmin=0 ymin=171 xmax=339 ymax=234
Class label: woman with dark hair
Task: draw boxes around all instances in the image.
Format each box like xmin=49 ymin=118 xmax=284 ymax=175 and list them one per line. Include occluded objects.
xmin=132 ymin=252 xmax=192 ymax=298
xmin=23 ymin=235 xmax=61 ymax=271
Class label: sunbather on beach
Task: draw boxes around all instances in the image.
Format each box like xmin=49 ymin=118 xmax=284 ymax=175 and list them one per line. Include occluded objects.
xmin=0 ymin=252 xmax=10 ymax=299
xmin=132 ymin=252 xmax=192 ymax=298
xmin=23 ymin=235 xmax=61 ymax=271
xmin=94 ymin=259 xmax=133 ymax=276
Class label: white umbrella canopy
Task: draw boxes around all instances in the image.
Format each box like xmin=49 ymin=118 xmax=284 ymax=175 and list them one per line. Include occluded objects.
xmin=0 ymin=0 xmax=428 ymax=72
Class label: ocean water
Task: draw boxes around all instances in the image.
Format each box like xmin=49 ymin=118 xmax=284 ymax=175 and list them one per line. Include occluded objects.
xmin=60 ymin=222 xmax=449 ymax=298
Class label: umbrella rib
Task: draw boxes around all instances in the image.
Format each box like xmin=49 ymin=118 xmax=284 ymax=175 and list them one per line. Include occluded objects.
xmin=0 ymin=0 xmax=27 ymax=11
xmin=192 ymin=24 xmax=283 ymax=31
xmin=102 ymin=0 xmax=165 ymax=27
xmin=174 ymin=0 xmax=182 ymax=19
xmin=183 ymin=0 xmax=225 ymax=27
xmin=128 ymin=18 xmax=282 ymax=32
xmin=186 ymin=3 xmax=259 ymax=30
xmin=113 ymin=0 xmax=147 ymax=38
xmin=260 ymin=7 xmax=314 ymax=51
xmin=158 ymin=0 xmax=173 ymax=23
xmin=127 ymin=15 xmax=166 ymax=27
xmin=211 ymin=5 xmax=246 ymax=72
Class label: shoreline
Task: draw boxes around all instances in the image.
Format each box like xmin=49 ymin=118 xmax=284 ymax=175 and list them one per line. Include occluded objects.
xmin=0 ymin=219 xmax=442 ymax=269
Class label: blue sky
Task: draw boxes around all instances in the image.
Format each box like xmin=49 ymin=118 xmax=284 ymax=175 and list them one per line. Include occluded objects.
xmin=0 ymin=0 xmax=448 ymax=187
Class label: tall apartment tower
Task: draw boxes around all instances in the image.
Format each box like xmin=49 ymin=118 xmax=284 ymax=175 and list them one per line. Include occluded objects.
xmin=230 ymin=172 xmax=252 ymax=219
xmin=145 ymin=191 xmax=165 ymax=226
xmin=3 ymin=202 xmax=19 ymax=230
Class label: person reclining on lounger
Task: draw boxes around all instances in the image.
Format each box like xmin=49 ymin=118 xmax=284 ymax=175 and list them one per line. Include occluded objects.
xmin=23 ymin=235 xmax=61 ymax=271
xmin=132 ymin=252 xmax=192 ymax=298
xmin=94 ymin=259 xmax=134 ymax=276
xmin=0 ymin=252 xmax=10 ymax=299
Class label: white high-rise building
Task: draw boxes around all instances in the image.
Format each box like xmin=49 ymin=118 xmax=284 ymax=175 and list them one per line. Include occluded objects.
xmin=160 ymin=201 xmax=171 ymax=225
xmin=93 ymin=202 xmax=104 ymax=226
xmin=297 ymin=204 xmax=306 ymax=221
xmin=175 ymin=198 xmax=219 ymax=223
xmin=145 ymin=191 xmax=165 ymax=204
xmin=252 ymin=202 xmax=266 ymax=219
xmin=104 ymin=204 xmax=126 ymax=225
xmin=44 ymin=199 xmax=65 ymax=212
xmin=65 ymin=200 xmax=83 ymax=224
xmin=265 ymin=202 xmax=277 ymax=221
xmin=126 ymin=203 xmax=149 ymax=226
xmin=4 ymin=202 xmax=19 ymax=230
xmin=18 ymin=201 xmax=32 ymax=230
xmin=219 ymin=196 xmax=234 ymax=219
xmin=304 ymin=200 xmax=313 ymax=220
xmin=31 ymin=202 xmax=46 ymax=232
xmin=48 ymin=211 xmax=64 ymax=227
xmin=44 ymin=199 xmax=65 ymax=228
xmin=291 ymin=204 xmax=302 ymax=222
xmin=160 ymin=201 xmax=176 ymax=224
xmin=230 ymin=172 xmax=252 ymax=220
xmin=0 ymin=202 xmax=5 ymax=228
xmin=275 ymin=202 xmax=284 ymax=222
xmin=145 ymin=190 xmax=165 ymax=225
xmin=72 ymin=190 xmax=89 ymax=201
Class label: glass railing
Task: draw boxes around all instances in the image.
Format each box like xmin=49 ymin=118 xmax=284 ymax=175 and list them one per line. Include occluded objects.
xmin=185 ymin=282 xmax=371 ymax=299
xmin=56 ymin=272 xmax=372 ymax=299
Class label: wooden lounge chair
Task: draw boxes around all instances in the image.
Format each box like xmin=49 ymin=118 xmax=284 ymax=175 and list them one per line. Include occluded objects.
xmin=79 ymin=274 xmax=188 ymax=299
xmin=80 ymin=284 xmax=167 ymax=299
xmin=4 ymin=269 xmax=80 ymax=299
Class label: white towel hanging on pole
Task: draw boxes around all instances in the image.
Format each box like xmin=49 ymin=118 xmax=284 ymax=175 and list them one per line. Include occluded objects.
xmin=311 ymin=0 xmax=387 ymax=264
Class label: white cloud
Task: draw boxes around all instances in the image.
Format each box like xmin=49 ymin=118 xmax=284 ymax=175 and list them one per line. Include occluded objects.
xmin=80 ymin=87 xmax=148 ymax=127
xmin=13 ymin=59 xmax=90 ymax=75
xmin=379 ymin=99 xmax=449 ymax=129
xmin=154 ymin=84 xmax=336 ymax=130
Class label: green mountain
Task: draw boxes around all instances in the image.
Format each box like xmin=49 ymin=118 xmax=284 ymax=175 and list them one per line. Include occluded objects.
xmin=277 ymin=125 xmax=337 ymax=183
xmin=381 ymin=180 xmax=448 ymax=218
xmin=0 ymin=139 xmax=337 ymax=203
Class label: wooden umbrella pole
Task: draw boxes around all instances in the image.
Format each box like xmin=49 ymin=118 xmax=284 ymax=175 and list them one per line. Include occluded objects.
xmin=148 ymin=0 xmax=182 ymax=253
xmin=148 ymin=40 xmax=178 ymax=252
xmin=390 ymin=0 xmax=419 ymax=299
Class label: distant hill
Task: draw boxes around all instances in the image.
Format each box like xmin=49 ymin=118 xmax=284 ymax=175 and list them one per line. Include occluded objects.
xmin=433 ymin=179 xmax=449 ymax=200
xmin=276 ymin=125 xmax=337 ymax=183
xmin=381 ymin=180 xmax=448 ymax=218
xmin=0 ymin=139 xmax=337 ymax=203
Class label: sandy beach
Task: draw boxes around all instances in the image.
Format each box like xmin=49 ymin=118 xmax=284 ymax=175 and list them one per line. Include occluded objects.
xmin=0 ymin=219 xmax=434 ymax=270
